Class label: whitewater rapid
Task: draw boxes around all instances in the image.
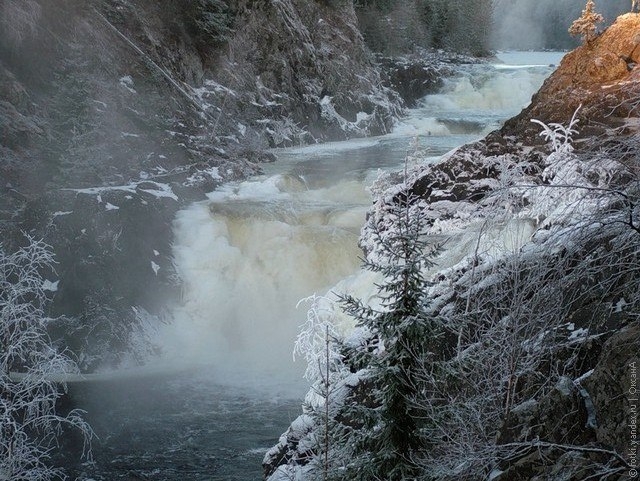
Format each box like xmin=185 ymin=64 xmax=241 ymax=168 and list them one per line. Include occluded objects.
xmin=158 ymin=52 xmax=564 ymax=389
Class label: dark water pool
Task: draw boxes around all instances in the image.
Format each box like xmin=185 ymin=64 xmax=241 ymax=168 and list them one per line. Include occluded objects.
xmin=60 ymin=370 xmax=303 ymax=481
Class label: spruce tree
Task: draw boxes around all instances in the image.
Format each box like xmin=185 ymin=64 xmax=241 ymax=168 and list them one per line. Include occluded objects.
xmin=335 ymin=190 xmax=443 ymax=481
xmin=568 ymin=0 xmax=603 ymax=44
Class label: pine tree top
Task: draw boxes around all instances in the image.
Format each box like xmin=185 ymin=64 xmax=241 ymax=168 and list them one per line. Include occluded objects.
xmin=568 ymin=0 xmax=604 ymax=43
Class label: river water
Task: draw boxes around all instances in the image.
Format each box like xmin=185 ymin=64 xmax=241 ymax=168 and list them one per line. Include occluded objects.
xmin=64 ymin=52 xmax=563 ymax=481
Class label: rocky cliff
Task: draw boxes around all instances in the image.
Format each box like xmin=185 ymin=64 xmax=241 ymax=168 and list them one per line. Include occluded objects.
xmin=504 ymin=13 xmax=640 ymax=143
xmin=264 ymin=14 xmax=640 ymax=481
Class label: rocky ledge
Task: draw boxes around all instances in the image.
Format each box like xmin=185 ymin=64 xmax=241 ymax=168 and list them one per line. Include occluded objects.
xmin=503 ymin=13 xmax=640 ymax=143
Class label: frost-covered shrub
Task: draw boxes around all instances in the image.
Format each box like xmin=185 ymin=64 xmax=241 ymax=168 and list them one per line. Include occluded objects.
xmin=530 ymin=106 xmax=580 ymax=155
xmin=0 ymin=237 xmax=92 ymax=481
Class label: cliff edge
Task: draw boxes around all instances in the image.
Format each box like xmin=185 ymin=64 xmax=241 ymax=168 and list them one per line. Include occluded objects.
xmin=504 ymin=12 xmax=640 ymax=142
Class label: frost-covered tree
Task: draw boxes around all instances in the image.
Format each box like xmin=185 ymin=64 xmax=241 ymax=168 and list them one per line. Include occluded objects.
xmin=0 ymin=237 xmax=92 ymax=481
xmin=333 ymin=191 xmax=443 ymax=481
xmin=569 ymin=0 xmax=604 ymax=44
xmin=354 ymin=0 xmax=493 ymax=55
xmin=292 ymin=295 xmax=345 ymax=481
xmin=407 ymin=109 xmax=639 ymax=479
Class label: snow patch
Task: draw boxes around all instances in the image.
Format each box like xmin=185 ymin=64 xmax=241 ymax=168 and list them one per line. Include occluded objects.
xmin=66 ymin=179 xmax=179 ymax=204
xmin=139 ymin=182 xmax=178 ymax=201
xmin=119 ymin=75 xmax=136 ymax=94
xmin=185 ymin=166 xmax=222 ymax=188
xmin=568 ymin=328 xmax=589 ymax=342
xmin=42 ymin=279 xmax=59 ymax=292
xmin=615 ymin=297 xmax=628 ymax=312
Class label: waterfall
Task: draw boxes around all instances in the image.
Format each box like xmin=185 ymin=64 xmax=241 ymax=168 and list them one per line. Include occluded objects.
xmin=158 ymin=51 xmax=562 ymax=387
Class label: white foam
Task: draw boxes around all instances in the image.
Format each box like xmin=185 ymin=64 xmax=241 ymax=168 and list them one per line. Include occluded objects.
xmin=419 ymin=67 xmax=550 ymax=113
xmin=158 ymin=175 xmax=369 ymax=385
xmin=157 ymin=52 xmax=562 ymax=389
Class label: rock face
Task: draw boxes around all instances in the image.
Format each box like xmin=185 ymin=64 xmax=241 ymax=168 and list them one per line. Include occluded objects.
xmin=376 ymin=49 xmax=485 ymax=108
xmin=503 ymin=13 xmax=640 ymax=143
xmin=585 ymin=324 xmax=640 ymax=457
xmin=214 ymin=0 xmax=402 ymax=143
xmin=264 ymin=14 xmax=640 ymax=481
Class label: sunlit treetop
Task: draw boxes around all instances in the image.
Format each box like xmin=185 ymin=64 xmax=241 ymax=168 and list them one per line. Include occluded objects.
xmin=569 ymin=0 xmax=604 ymax=44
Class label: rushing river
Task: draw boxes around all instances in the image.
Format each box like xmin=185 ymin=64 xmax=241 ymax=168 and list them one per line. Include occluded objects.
xmin=64 ymin=52 xmax=563 ymax=480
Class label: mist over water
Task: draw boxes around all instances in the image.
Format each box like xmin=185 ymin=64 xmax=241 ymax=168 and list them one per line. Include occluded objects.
xmin=160 ymin=178 xmax=365 ymax=389
xmin=491 ymin=0 xmax=629 ymax=50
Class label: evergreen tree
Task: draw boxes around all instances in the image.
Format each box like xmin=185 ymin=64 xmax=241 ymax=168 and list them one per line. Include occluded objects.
xmin=568 ymin=0 xmax=604 ymax=44
xmin=334 ymin=191 xmax=443 ymax=481
xmin=191 ymin=0 xmax=234 ymax=46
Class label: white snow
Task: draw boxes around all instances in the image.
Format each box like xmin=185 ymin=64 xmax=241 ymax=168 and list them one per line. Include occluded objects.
xmin=574 ymin=369 xmax=594 ymax=384
xmin=185 ymin=167 xmax=222 ymax=187
xmin=91 ymin=99 xmax=108 ymax=109
xmin=67 ymin=180 xmax=178 ymax=202
xmin=615 ymin=297 xmax=628 ymax=312
xmin=139 ymin=182 xmax=178 ymax=201
xmin=488 ymin=469 xmax=505 ymax=480
xmin=42 ymin=279 xmax=59 ymax=292
xmin=568 ymin=328 xmax=589 ymax=342
xmin=119 ymin=75 xmax=136 ymax=94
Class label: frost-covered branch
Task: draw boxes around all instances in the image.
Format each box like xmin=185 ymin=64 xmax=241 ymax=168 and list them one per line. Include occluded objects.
xmin=0 ymin=236 xmax=93 ymax=481
xmin=530 ymin=105 xmax=581 ymax=154
xmin=498 ymin=440 xmax=629 ymax=468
